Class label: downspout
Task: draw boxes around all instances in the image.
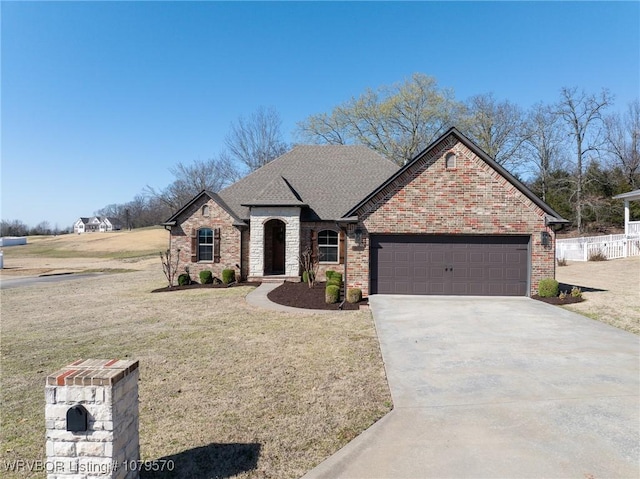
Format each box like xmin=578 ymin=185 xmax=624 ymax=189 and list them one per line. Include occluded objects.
xmin=337 ymin=223 xmax=348 ymax=310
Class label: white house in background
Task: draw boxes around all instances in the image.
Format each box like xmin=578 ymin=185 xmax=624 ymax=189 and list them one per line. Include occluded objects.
xmin=73 ymin=216 xmax=122 ymax=234
xmin=613 ymin=189 xmax=640 ymax=236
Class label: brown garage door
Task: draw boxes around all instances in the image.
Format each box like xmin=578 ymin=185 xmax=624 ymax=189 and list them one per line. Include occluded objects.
xmin=370 ymin=235 xmax=530 ymax=296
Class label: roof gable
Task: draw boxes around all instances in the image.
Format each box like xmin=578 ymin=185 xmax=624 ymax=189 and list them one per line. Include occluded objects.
xmin=164 ymin=190 xmax=247 ymax=226
xmin=345 ymin=127 xmax=568 ymax=223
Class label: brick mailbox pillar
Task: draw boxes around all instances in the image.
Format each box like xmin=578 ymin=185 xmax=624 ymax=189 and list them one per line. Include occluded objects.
xmin=45 ymin=359 xmax=140 ymax=479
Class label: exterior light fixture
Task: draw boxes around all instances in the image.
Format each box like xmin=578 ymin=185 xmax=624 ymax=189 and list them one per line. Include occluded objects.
xmin=355 ymin=228 xmax=363 ymax=246
xmin=541 ymin=231 xmax=551 ymax=247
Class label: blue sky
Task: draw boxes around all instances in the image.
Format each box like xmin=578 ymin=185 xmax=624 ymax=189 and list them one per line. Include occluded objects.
xmin=2 ymin=1 xmax=639 ymax=229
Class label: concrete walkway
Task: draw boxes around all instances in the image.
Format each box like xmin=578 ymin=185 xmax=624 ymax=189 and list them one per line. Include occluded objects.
xmin=302 ymin=295 xmax=640 ymax=479
xmin=245 ymin=282 xmax=336 ymax=314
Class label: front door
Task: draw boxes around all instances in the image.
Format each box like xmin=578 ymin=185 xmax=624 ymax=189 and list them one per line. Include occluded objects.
xmin=265 ymin=219 xmax=286 ymax=275
xmin=272 ymin=225 xmax=285 ymax=274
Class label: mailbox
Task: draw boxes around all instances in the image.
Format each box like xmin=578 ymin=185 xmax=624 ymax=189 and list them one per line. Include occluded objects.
xmin=66 ymin=405 xmax=88 ymax=432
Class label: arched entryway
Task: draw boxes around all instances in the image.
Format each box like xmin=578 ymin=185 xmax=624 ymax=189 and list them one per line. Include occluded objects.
xmin=264 ymin=219 xmax=286 ymax=275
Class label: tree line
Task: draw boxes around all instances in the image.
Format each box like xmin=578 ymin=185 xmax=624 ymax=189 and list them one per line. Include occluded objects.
xmin=7 ymin=74 xmax=635 ymax=236
xmin=103 ymin=75 xmax=640 ymax=234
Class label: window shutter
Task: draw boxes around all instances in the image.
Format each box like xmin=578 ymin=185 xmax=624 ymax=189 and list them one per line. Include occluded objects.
xmin=339 ymin=230 xmax=345 ymax=264
xmin=214 ymin=228 xmax=221 ymax=263
xmin=310 ymin=230 xmax=317 ymax=261
xmin=191 ymin=229 xmax=197 ymax=262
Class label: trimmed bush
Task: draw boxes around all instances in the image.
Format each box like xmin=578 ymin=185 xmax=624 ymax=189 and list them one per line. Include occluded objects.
xmin=331 ymin=272 xmax=343 ymax=284
xmin=222 ymin=269 xmax=235 ymax=284
xmin=177 ymin=273 xmax=190 ymax=286
xmin=302 ymin=271 xmax=309 ymax=284
xmin=199 ymin=270 xmax=213 ymax=284
xmin=347 ymin=288 xmax=362 ymax=303
xmin=325 ymin=284 xmax=340 ymax=304
xmin=327 ymin=278 xmax=342 ymax=288
xmin=538 ymin=278 xmax=559 ymax=298
xmin=325 ymin=270 xmax=337 ymax=281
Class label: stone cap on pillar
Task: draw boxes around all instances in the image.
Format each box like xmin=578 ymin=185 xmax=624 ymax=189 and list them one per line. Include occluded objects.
xmin=46 ymin=359 xmax=139 ymax=386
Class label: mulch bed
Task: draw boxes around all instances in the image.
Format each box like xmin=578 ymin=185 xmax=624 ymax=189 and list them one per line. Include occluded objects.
xmin=151 ymin=281 xmax=261 ymax=293
xmin=268 ymin=281 xmax=366 ymax=311
xmin=531 ymin=294 xmax=585 ymax=305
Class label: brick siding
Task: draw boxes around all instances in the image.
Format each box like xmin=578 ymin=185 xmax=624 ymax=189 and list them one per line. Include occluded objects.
xmin=170 ymin=195 xmax=244 ymax=281
xmin=346 ymin=137 xmax=555 ymax=297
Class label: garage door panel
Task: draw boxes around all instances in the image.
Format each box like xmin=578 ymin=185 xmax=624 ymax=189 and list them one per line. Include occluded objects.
xmin=370 ymin=235 xmax=529 ymax=296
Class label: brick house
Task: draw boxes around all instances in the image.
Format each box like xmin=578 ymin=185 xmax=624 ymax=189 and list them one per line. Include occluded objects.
xmin=164 ymin=127 xmax=568 ymax=296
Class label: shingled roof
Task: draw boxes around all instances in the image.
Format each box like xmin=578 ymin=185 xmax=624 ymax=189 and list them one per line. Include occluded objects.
xmin=217 ymin=145 xmax=398 ymax=221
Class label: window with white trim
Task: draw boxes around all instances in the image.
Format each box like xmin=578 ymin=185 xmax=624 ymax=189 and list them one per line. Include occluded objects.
xmin=318 ymin=230 xmax=339 ymax=263
xmin=198 ymin=228 xmax=214 ymax=261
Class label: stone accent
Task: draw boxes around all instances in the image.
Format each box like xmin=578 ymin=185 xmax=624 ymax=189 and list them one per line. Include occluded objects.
xmin=45 ymin=359 xmax=140 ymax=479
xmin=248 ymin=207 xmax=301 ymax=278
xmin=170 ymin=195 xmax=244 ymax=280
xmin=347 ymin=137 xmax=556 ymax=297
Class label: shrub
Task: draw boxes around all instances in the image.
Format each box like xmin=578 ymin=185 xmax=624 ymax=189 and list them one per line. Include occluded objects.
xmin=325 ymin=284 xmax=340 ymax=304
xmin=327 ymin=278 xmax=342 ymax=288
xmin=302 ymin=271 xmax=315 ymax=284
xmin=177 ymin=273 xmax=191 ymax=286
xmin=222 ymin=269 xmax=235 ymax=284
xmin=559 ymin=290 xmax=567 ymax=300
xmin=556 ymin=257 xmax=568 ymax=267
xmin=199 ymin=270 xmax=213 ymax=284
xmin=570 ymin=286 xmax=583 ymax=298
xmin=347 ymin=288 xmax=362 ymax=303
xmin=325 ymin=270 xmax=337 ymax=281
xmin=538 ymin=278 xmax=559 ymax=298
xmin=588 ymin=250 xmax=607 ymax=261
xmin=331 ymin=272 xmax=343 ymax=284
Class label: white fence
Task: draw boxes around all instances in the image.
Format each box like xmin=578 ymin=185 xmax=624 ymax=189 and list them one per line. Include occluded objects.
xmin=556 ymin=234 xmax=640 ymax=261
xmin=628 ymin=221 xmax=640 ymax=235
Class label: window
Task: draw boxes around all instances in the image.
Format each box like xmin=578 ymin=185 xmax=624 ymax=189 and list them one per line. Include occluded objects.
xmin=202 ymin=205 xmax=210 ymax=217
xmin=198 ymin=228 xmax=213 ymax=261
xmin=318 ymin=230 xmax=339 ymax=263
xmin=445 ymin=152 xmax=456 ymax=169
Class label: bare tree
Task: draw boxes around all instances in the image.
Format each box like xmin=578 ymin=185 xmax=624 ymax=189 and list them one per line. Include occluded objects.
xmin=461 ymin=93 xmax=527 ymax=171
xmin=557 ymin=87 xmax=613 ymax=231
xmin=160 ymin=248 xmax=181 ymax=288
xmin=0 ymin=219 xmax=29 ymax=236
xmin=604 ymin=99 xmax=640 ymax=189
xmin=225 ymin=106 xmax=289 ymax=172
xmin=522 ymin=103 xmax=567 ymax=202
xmin=145 ymin=153 xmax=240 ymax=211
xmin=296 ymin=73 xmax=463 ymax=165
xmin=298 ymin=246 xmax=319 ymax=288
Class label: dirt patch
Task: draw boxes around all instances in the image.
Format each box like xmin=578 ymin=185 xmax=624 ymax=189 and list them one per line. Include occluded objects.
xmin=531 ymin=294 xmax=584 ymax=305
xmin=151 ymin=281 xmax=261 ymax=293
xmin=268 ymin=281 xmax=366 ymax=310
xmin=556 ymin=256 xmax=640 ymax=334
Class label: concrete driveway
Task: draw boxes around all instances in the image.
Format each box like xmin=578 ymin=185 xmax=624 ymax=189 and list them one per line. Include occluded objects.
xmin=303 ymin=296 xmax=639 ymax=479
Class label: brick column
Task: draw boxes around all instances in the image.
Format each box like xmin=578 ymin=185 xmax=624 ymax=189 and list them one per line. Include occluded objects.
xmin=45 ymin=359 xmax=140 ymax=479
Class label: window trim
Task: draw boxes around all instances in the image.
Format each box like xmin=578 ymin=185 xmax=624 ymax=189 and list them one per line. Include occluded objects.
xmin=317 ymin=229 xmax=339 ymax=264
xmin=198 ymin=228 xmax=214 ymax=262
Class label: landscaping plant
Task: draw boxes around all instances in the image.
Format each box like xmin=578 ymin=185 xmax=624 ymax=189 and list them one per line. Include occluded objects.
xmin=538 ymin=278 xmax=559 ymax=298
xmin=298 ymin=246 xmax=319 ymax=288
xmin=200 ymin=270 xmax=213 ymax=284
xmin=222 ymin=268 xmax=235 ymax=285
xmin=325 ymin=284 xmax=340 ymax=304
xmin=347 ymin=288 xmax=362 ymax=303
xmin=177 ymin=273 xmax=191 ymax=286
xmin=159 ymin=248 xmax=180 ymax=288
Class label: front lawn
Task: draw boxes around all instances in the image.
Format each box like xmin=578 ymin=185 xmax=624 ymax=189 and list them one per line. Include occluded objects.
xmin=1 ymin=265 xmax=391 ymax=478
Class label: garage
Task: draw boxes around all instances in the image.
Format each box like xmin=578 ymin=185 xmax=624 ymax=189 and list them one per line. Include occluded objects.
xmin=370 ymin=235 xmax=530 ymax=296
